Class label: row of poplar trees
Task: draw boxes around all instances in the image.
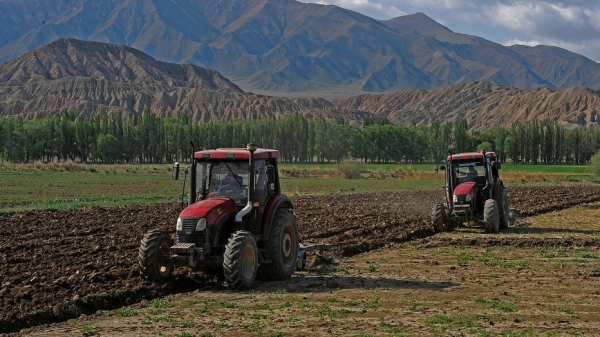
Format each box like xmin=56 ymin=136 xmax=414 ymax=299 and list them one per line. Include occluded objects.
xmin=0 ymin=110 xmax=599 ymax=165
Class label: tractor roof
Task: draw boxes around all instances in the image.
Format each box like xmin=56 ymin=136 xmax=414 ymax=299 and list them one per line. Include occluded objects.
xmin=194 ymin=148 xmax=280 ymax=160
xmin=447 ymin=152 xmax=497 ymax=161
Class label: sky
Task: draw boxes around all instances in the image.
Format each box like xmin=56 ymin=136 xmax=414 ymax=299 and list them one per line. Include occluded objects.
xmin=296 ymin=0 xmax=600 ymax=62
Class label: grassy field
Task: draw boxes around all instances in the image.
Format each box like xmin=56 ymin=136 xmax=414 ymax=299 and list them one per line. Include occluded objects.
xmin=0 ymin=162 xmax=179 ymax=211
xmin=0 ymin=161 xmax=594 ymax=212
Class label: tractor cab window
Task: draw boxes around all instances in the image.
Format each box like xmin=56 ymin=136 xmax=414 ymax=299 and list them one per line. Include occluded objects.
xmin=205 ymin=162 xmax=249 ymax=204
xmin=254 ymin=160 xmax=267 ymax=203
xmin=455 ymin=162 xmax=485 ymax=183
xmin=195 ymin=162 xmax=209 ymax=201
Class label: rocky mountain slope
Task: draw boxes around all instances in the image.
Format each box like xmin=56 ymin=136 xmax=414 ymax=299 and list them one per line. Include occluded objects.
xmin=0 ymin=39 xmax=370 ymax=123
xmin=335 ymin=82 xmax=600 ymax=130
xmin=0 ymin=0 xmax=599 ymax=96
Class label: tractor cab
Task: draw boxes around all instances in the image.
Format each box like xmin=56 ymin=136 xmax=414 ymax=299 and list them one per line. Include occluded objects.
xmin=171 ymin=146 xmax=283 ymax=233
xmin=446 ymin=152 xmax=499 ymax=217
xmin=433 ymin=150 xmax=512 ymax=234
xmin=140 ymin=144 xmax=300 ymax=290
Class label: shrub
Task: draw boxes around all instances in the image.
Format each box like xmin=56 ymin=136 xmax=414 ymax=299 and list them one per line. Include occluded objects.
xmin=370 ymin=168 xmax=388 ymax=179
xmin=336 ymin=161 xmax=366 ymax=179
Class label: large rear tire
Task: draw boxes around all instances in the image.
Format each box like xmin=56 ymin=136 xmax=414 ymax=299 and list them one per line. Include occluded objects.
xmin=139 ymin=230 xmax=173 ymax=282
xmin=223 ymin=230 xmax=259 ymax=290
xmin=431 ymin=203 xmax=447 ymax=233
xmin=483 ymin=199 xmax=500 ymax=234
xmin=259 ymin=209 xmax=300 ymax=280
xmin=497 ymin=186 xmax=510 ymax=229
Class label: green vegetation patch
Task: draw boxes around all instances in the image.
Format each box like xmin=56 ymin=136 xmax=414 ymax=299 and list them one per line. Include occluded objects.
xmin=0 ymin=161 xmax=596 ymax=212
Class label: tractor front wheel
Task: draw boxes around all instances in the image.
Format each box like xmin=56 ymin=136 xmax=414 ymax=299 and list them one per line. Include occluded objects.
xmin=259 ymin=209 xmax=299 ymax=280
xmin=483 ymin=199 xmax=500 ymax=234
xmin=223 ymin=230 xmax=259 ymax=290
xmin=431 ymin=203 xmax=447 ymax=233
xmin=139 ymin=230 xmax=174 ymax=282
xmin=498 ymin=186 xmax=510 ymax=229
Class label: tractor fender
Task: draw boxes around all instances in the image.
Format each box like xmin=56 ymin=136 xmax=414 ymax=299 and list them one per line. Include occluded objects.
xmin=260 ymin=194 xmax=294 ymax=241
xmin=211 ymin=213 xmax=235 ymax=247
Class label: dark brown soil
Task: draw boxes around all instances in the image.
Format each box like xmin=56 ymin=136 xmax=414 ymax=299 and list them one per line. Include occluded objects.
xmin=1 ymin=185 xmax=600 ymax=334
xmin=509 ymin=185 xmax=600 ymax=216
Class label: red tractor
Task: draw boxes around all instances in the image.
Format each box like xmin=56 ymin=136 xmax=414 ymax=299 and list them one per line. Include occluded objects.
xmin=138 ymin=143 xmax=301 ymax=290
xmin=432 ymin=150 xmax=513 ymax=233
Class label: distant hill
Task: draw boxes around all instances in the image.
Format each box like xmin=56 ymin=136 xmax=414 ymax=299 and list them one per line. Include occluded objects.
xmin=0 ymin=38 xmax=370 ymax=123
xmin=0 ymin=0 xmax=600 ymax=96
xmin=335 ymin=82 xmax=600 ymax=130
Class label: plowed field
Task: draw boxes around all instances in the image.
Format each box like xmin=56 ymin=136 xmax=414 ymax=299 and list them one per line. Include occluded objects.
xmin=1 ymin=186 xmax=600 ymax=335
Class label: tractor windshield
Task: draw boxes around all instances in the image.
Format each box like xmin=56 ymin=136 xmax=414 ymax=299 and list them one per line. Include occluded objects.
xmin=210 ymin=162 xmax=249 ymax=203
xmin=453 ymin=161 xmax=486 ymax=183
xmin=196 ymin=161 xmax=250 ymax=204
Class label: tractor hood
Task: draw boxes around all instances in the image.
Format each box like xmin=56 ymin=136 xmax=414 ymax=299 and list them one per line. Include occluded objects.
xmin=454 ymin=182 xmax=478 ymax=196
xmin=179 ymin=198 xmax=235 ymax=225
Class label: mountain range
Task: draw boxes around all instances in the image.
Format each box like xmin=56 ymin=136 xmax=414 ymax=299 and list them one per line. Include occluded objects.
xmin=1 ymin=0 xmax=600 ymax=97
xmin=2 ymin=38 xmax=600 ymax=131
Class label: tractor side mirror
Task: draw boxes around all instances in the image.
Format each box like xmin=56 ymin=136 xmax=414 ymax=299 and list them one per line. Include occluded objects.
xmin=172 ymin=162 xmax=180 ymax=180
xmin=266 ymin=165 xmax=275 ymax=184
xmin=492 ymin=161 xmax=501 ymax=170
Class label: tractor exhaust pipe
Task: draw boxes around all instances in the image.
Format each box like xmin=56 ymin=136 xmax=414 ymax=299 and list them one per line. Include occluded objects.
xmin=235 ymin=143 xmax=257 ymax=222
xmin=188 ymin=141 xmax=196 ymax=206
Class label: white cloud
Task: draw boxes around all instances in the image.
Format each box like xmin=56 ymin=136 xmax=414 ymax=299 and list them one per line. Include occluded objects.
xmin=584 ymin=8 xmax=600 ymax=31
xmin=503 ymin=38 xmax=541 ymax=47
xmin=407 ymin=0 xmax=474 ymax=10
xmin=483 ymin=1 xmax=599 ymax=39
xmin=474 ymin=1 xmax=600 ymax=60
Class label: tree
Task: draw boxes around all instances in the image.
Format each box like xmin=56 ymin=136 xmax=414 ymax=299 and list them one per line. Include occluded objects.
xmin=453 ymin=118 xmax=470 ymax=153
xmin=542 ymin=120 xmax=554 ymax=163
xmin=97 ymin=134 xmax=121 ymax=164
xmin=476 ymin=141 xmax=493 ymax=153
xmin=588 ymin=149 xmax=600 ymax=178
xmin=528 ymin=120 xmax=540 ymax=164
xmin=428 ymin=120 xmax=444 ymax=162
xmin=504 ymin=135 xmax=514 ymax=163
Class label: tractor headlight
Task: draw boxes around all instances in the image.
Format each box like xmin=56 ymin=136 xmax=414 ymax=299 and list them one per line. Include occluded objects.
xmin=453 ymin=195 xmax=458 ymax=203
xmin=196 ymin=218 xmax=207 ymax=231
xmin=465 ymin=194 xmax=471 ymax=202
xmin=176 ymin=217 xmax=183 ymax=231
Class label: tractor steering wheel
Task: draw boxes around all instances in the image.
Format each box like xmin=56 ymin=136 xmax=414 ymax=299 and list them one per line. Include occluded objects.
xmin=219 ymin=183 xmax=242 ymax=196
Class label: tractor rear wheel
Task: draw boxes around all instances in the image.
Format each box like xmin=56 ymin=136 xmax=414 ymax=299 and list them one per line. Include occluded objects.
xmin=223 ymin=230 xmax=259 ymax=290
xmin=431 ymin=203 xmax=447 ymax=233
xmin=483 ymin=199 xmax=500 ymax=234
xmin=259 ymin=209 xmax=299 ymax=280
xmin=498 ymin=186 xmax=510 ymax=229
xmin=139 ymin=230 xmax=173 ymax=282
